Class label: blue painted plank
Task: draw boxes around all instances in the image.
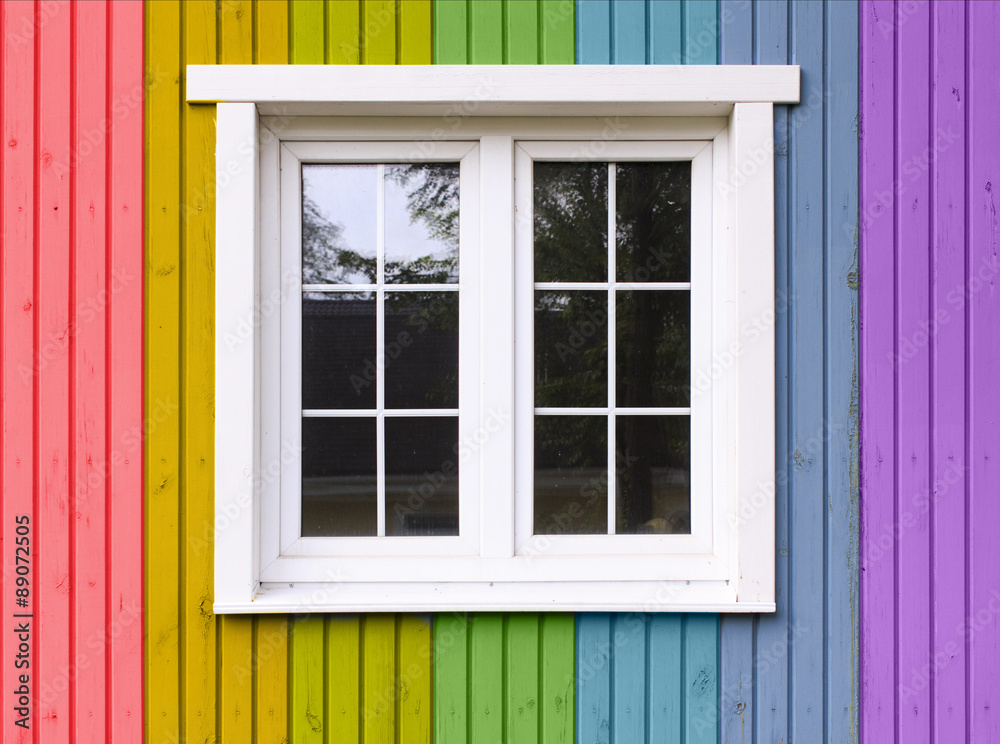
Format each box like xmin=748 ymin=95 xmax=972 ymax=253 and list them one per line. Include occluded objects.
xmin=648 ymin=0 xmax=682 ymax=64
xmin=683 ymin=615 xmax=719 ymax=744
xmin=719 ymin=0 xmax=752 ymax=64
xmin=610 ymin=615 xmax=646 ymax=742
xmin=577 ymin=614 xmax=612 ymax=744
xmin=576 ymin=0 xmax=611 ymax=64
xmin=612 ymin=0 xmax=647 ymax=63
xmin=682 ymin=0 xmax=718 ymax=64
xmin=648 ymin=615 xmax=683 ymax=743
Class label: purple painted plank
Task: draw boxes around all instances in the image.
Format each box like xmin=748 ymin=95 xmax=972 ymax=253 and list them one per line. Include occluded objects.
xmin=860 ymin=2 xmax=897 ymax=742
xmin=929 ymin=4 xmax=968 ymax=742
xmin=895 ymin=4 xmax=932 ymax=741
xmin=968 ymin=5 xmax=1000 ymax=741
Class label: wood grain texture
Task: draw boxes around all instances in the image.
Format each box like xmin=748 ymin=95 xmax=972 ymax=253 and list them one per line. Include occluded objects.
xmin=434 ymin=0 xmax=574 ymax=64
xmin=576 ymin=0 xmax=717 ymax=64
xmin=861 ymin=0 xmax=1000 ymax=741
xmin=434 ymin=613 xmax=575 ymax=744
xmin=717 ymin=2 xmax=860 ymax=743
xmin=0 ymin=1 xmax=143 ymax=741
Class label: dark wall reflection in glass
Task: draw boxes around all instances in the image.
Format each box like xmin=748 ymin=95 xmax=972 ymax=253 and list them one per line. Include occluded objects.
xmin=534 ymin=162 xmax=608 ymax=282
xmin=534 ymin=290 xmax=608 ymax=408
xmin=616 ymin=290 xmax=690 ymax=408
xmin=385 ymin=164 xmax=460 ymax=284
xmin=385 ymin=417 xmax=459 ymax=536
xmin=534 ymin=415 xmax=607 ymax=534
xmin=302 ymin=417 xmax=377 ymax=536
xmin=384 ymin=292 xmax=458 ymax=409
xmin=615 ymin=415 xmax=690 ymax=534
xmin=616 ymin=162 xmax=691 ymax=283
xmin=302 ymin=292 xmax=376 ymax=410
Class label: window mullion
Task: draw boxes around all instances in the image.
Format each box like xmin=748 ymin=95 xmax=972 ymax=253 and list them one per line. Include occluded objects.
xmin=607 ymin=162 xmax=617 ymax=536
xmin=376 ymin=163 xmax=386 ymax=537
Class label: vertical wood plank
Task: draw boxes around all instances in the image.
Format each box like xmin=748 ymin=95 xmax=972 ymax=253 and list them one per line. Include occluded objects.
xmin=539 ymin=614 xmax=575 ymax=744
xmin=468 ymin=614 xmax=503 ymax=742
xmin=468 ymin=0 xmax=503 ymax=63
xmin=433 ymin=0 xmax=467 ymax=63
xmin=576 ymin=613 xmax=611 ymax=744
xmin=255 ymin=616 xmax=289 ymax=743
xmin=682 ymin=0 xmax=717 ymax=64
xmin=1 ymin=1 xmax=37 ymax=741
xmin=647 ymin=615 xmax=682 ymax=744
xmin=328 ymin=0 xmax=360 ymax=64
xmin=361 ymin=0 xmax=396 ymax=64
xmin=505 ymin=614 xmax=540 ymax=742
xmin=219 ymin=617 xmax=254 ymax=740
xmin=36 ymin=4 xmax=72 ymax=740
xmin=327 ymin=616 xmax=361 ymax=743
xmin=397 ymin=614 xmax=433 ymax=743
xmin=648 ymin=0 xmax=682 ymax=65
xmin=145 ymin=0 xmax=183 ymax=740
xmin=434 ymin=613 xmax=469 ymax=743
xmin=290 ymin=0 xmax=325 ymax=63
xmin=180 ymin=4 xmax=219 ymax=742
xmin=611 ymin=0 xmax=645 ymax=63
xmin=683 ymin=615 xmax=718 ymax=744
xmin=505 ymin=0 xmax=538 ymax=65
xmin=968 ymin=3 xmax=1000 ymax=740
xmin=256 ymin=0 xmax=290 ymax=64
xmin=362 ymin=614 xmax=397 ymax=740
xmin=610 ymin=614 xmax=646 ymax=743
xmin=539 ymin=0 xmax=575 ymax=64
xmin=107 ymin=0 xmax=146 ymax=738
xmin=398 ymin=0 xmax=432 ymax=64
xmin=576 ymin=0 xmax=610 ymax=64
xmin=859 ymin=2 xmax=898 ymax=741
xmin=73 ymin=3 xmax=109 ymax=740
xmin=291 ymin=615 xmax=326 ymax=743
xmin=220 ymin=0 xmax=255 ymax=64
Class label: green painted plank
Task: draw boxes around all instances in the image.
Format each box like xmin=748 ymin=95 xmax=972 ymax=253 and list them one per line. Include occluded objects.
xmin=506 ymin=0 xmax=539 ymax=64
xmin=506 ymin=615 xmax=540 ymax=741
xmin=539 ymin=0 xmax=575 ymax=63
xmin=434 ymin=613 xmax=469 ymax=742
xmin=433 ymin=0 xmax=468 ymax=63
xmin=469 ymin=614 xmax=504 ymax=741
xmin=468 ymin=0 xmax=503 ymax=63
xmin=539 ymin=614 xmax=575 ymax=744
xmin=290 ymin=0 xmax=325 ymax=63
xmin=290 ymin=616 xmax=325 ymax=743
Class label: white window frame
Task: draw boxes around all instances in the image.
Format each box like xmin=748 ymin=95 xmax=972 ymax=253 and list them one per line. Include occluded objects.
xmin=193 ymin=65 xmax=799 ymax=614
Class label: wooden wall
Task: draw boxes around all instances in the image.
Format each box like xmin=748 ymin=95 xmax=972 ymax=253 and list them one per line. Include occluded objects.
xmin=1 ymin=0 xmax=144 ymax=741
xmin=861 ymin=1 xmax=1000 ymax=741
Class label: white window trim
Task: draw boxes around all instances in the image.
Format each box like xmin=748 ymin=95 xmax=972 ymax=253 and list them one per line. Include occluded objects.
xmin=198 ymin=65 xmax=797 ymax=614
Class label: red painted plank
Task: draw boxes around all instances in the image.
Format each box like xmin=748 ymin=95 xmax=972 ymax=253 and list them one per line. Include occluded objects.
xmin=36 ymin=2 xmax=73 ymax=741
xmin=106 ymin=1 xmax=145 ymax=739
xmin=1 ymin=0 xmax=38 ymax=738
xmin=72 ymin=2 xmax=109 ymax=741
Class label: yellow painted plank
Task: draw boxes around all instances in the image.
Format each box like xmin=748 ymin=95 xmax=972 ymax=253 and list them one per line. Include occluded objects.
xmin=291 ymin=615 xmax=326 ymax=743
xmin=362 ymin=0 xmax=396 ymax=64
xmin=363 ymin=614 xmax=397 ymax=741
xmin=291 ymin=0 xmax=325 ymax=63
xmin=256 ymin=616 xmax=290 ymax=743
xmin=398 ymin=0 xmax=432 ymax=64
xmin=328 ymin=0 xmax=361 ymax=64
xmin=220 ymin=0 xmax=255 ymax=63
xmin=398 ymin=615 xmax=433 ymax=743
xmin=327 ymin=616 xmax=361 ymax=742
xmin=181 ymin=2 xmax=218 ymax=742
xmin=256 ymin=0 xmax=290 ymax=64
xmin=144 ymin=1 xmax=182 ymax=742
xmin=219 ymin=616 xmax=254 ymax=740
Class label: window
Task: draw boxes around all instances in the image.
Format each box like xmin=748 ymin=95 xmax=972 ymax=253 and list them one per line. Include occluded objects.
xmin=196 ymin=65 xmax=799 ymax=612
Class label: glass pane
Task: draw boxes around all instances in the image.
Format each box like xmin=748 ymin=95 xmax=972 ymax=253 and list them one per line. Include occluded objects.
xmin=302 ymin=417 xmax=377 ymax=536
xmin=302 ymin=292 xmax=376 ymax=410
xmin=385 ymin=164 xmax=460 ymax=284
xmin=616 ymin=162 xmax=691 ymax=282
xmin=534 ymin=290 xmax=607 ymax=408
xmin=384 ymin=292 xmax=459 ymax=409
xmin=534 ymin=162 xmax=608 ymax=282
xmin=616 ymin=290 xmax=689 ymax=407
xmin=302 ymin=164 xmax=377 ymax=284
xmin=534 ymin=415 xmax=607 ymax=535
xmin=615 ymin=415 xmax=690 ymax=534
xmin=385 ymin=417 xmax=459 ymax=536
